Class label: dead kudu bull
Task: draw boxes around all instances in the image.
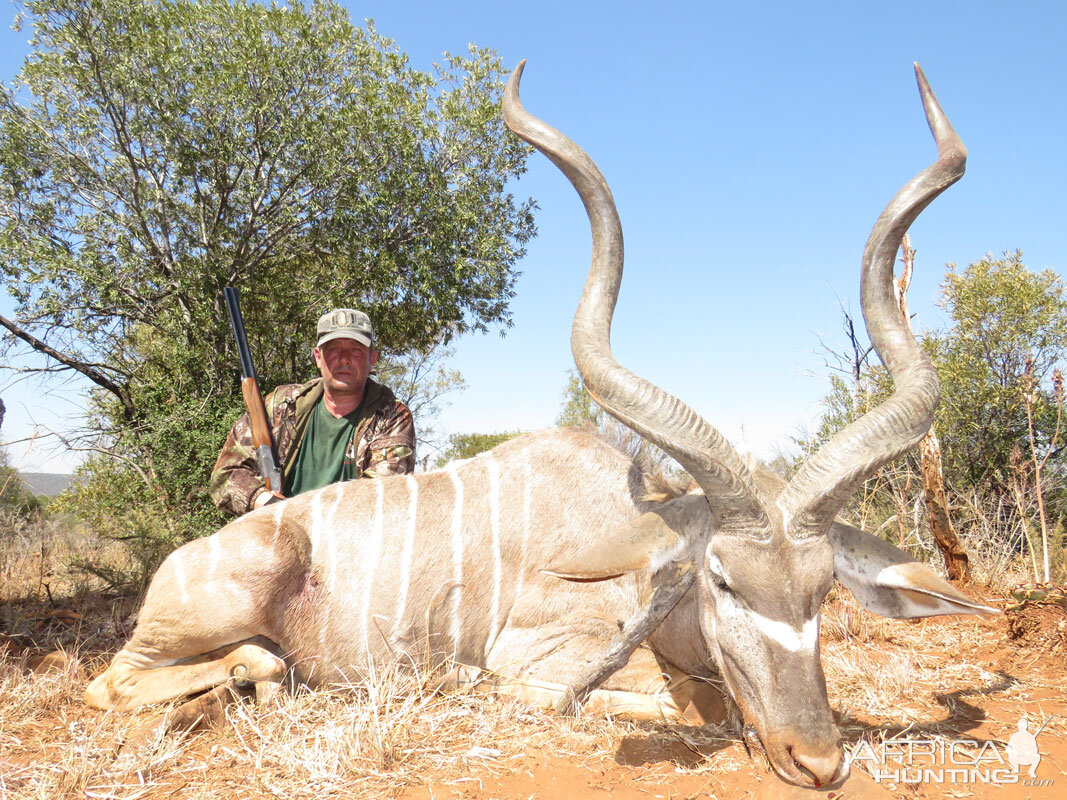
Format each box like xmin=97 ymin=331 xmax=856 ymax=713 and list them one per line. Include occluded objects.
xmin=86 ymin=62 xmax=995 ymax=787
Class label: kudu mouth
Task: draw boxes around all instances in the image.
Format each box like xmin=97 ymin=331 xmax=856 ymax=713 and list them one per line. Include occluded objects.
xmin=725 ymin=652 xmax=846 ymax=788
xmin=762 ymin=727 xmax=848 ymax=788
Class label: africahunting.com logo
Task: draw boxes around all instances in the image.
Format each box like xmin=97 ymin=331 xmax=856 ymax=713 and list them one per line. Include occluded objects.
xmin=847 ymin=716 xmax=1055 ymax=787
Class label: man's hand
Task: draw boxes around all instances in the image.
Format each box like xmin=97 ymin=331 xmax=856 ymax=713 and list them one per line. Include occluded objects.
xmin=253 ymin=489 xmax=286 ymax=510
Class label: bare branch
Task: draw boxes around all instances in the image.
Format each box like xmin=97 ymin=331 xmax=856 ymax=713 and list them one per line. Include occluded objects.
xmin=0 ymin=314 xmax=135 ymax=421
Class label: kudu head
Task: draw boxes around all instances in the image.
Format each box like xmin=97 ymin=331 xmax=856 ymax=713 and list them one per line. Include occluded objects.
xmin=503 ymin=62 xmax=968 ymax=787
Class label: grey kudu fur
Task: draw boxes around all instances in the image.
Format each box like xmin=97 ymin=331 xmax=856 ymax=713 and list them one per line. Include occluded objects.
xmin=85 ymin=63 xmax=994 ymax=788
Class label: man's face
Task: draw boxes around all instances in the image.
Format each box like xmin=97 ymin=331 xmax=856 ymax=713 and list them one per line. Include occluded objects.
xmin=314 ymin=338 xmax=378 ymax=397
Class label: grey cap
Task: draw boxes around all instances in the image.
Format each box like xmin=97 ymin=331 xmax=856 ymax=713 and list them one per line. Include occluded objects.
xmin=316 ymin=308 xmax=374 ymax=348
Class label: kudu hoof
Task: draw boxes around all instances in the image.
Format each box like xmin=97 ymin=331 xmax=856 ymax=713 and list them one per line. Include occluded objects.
xmin=114 ymin=682 xmax=255 ymax=763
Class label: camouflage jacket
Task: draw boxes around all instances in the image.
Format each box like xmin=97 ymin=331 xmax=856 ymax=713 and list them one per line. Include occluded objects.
xmin=209 ymin=377 xmax=415 ymax=516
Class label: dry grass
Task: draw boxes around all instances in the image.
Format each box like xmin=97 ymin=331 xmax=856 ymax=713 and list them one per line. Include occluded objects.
xmin=0 ymin=510 xmax=127 ymax=607
xmin=3 ymin=591 xmax=1060 ymax=800
xmin=941 ymin=491 xmax=1067 ymax=589
xmin=0 ymin=650 xmax=686 ymax=799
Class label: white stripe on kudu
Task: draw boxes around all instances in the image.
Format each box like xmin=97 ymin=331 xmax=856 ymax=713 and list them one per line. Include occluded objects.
xmin=486 ymin=455 xmax=503 ymax=644
xmin=391 ymin=475 xmax=418 ymax=644
xmin=447 ymin=464 xmax=464 ymax=651
xmin=209 ymin=533 xmax=222 ymax=579
xmin=512 ymin=455 xmax=533 ymax=601
xmin=309 ymin=488 xmax=324 ymax=561
xmin=172 ymin=551 xmax=189 ymax=605
xmin=324 ymin=483 xmax=343 ymax=596
xmin=308 ymin=487 xmax=327 ymax=656
xmin=360 ymin=480 xmax=386 ymax=653
xmin=270 ymin=501 xmax=284 ymax=546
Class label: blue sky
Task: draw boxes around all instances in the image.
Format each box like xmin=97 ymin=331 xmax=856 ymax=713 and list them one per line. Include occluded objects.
xmin=2 ymin=0 xmax=1065 ymax=472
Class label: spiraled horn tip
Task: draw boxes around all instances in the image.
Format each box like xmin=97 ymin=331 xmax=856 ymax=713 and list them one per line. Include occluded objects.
xmin=913 ymin=62 xmax=932 ymax=96
xmin=911 ymin=62 xmax=964 ymax=160
xmin=507 ymin=60 xmax=527 ymax=91
xmin=503 ymin=59 xmax=529 ymax=129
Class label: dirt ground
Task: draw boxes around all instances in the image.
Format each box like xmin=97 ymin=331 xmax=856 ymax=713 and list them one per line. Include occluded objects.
xmin=0 ymin=586 xmax=1064 ymax=800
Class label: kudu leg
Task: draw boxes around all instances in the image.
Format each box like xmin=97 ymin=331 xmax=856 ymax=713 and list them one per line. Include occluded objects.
xmin=477 ymin=561 xmax=699 ymax=723
xmin=478 ymin=674 xmax=689 ymax=723
xmin=118 ymin=682 xmax=258 ymax=755
xmin=85 ymin=513 xmax=302 ymax=712
xmin=555 ymin=560 xmax=695 ymax=714
xmin=85 ymin=639 xmax=287 ymax=711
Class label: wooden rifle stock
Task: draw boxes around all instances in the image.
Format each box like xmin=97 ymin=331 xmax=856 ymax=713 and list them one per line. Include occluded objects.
xmin=240 ymin=375 xmax=282 ymax=493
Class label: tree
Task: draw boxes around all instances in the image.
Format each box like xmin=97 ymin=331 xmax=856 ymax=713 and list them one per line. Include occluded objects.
xmin=0 ymin=0 xmax=536 ymax=576
xmin=929 ymin=251 xmax=1067 ymax=494
xmin=374 ymin=338 xmax=467 ymax=465
xmin=898 ymin=235 xmax=969 ymax=581
xmin=434 ymin=430 xmax=524 ymax=467
xmin=555 ymin=368 xmax=604 ymax=428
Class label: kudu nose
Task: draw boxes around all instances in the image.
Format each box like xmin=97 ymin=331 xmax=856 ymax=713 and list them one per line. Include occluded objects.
xmin=787 ymin=740 xmax=846 ymax=788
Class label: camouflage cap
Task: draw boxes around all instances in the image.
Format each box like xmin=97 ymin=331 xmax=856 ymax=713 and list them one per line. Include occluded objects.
xmin=316 ymin=308 xmax=374 ymax=348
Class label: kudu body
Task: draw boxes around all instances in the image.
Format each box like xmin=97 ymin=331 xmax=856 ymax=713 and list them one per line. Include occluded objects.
xmin=86 ymin=63 xmax=995 ymax=788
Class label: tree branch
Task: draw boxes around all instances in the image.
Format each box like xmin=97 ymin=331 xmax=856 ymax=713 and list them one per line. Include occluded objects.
xmin=0 ymin=314 xmax=135 ymax=421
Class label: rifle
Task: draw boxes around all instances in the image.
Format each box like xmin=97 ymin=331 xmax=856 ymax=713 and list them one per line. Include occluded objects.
xmin=223 ymin=287 xmax=284 ymax=502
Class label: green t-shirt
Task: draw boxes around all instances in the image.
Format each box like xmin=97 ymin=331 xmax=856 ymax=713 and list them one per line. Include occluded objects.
xmin=285 ymin=399 xmax=365 ymax=496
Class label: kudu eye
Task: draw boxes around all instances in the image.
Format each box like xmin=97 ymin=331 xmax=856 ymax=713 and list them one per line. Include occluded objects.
xmin=705 ymin=553 xmax=732 ymax=594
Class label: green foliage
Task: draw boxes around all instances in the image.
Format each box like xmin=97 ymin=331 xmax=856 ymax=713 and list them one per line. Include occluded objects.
xmin=434 ymin=430 xmax=525 ymax=467
xmin=55 ymin=458 xmax=191 ymax=593
xmin=555 ymin=368 xmax=604 ymax=428
xmin=929 ymin=251 xmax=1067 ymax=492
xmin=0 ymin=0 xmax=536 ymax=568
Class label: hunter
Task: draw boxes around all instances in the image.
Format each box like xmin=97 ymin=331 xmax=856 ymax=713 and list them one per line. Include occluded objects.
xmin=210 ymin=308 xmax=416 ymax=515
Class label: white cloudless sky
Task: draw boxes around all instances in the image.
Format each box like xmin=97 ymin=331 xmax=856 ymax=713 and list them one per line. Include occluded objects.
xmin=2 ymin=0 xmax=1065 ymax=472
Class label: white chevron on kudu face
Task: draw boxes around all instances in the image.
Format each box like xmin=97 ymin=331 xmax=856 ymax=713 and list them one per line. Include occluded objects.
xmin=751 ymin=610 xmax=819 ymax=653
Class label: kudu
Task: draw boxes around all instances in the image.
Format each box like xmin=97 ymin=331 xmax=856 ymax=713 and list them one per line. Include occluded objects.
xmin=86 ymin=62 xmax=995 ymax=788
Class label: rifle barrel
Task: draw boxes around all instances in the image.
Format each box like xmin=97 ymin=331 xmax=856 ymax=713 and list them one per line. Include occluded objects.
xmin=224 ymin=287 xmax=256 ymax=380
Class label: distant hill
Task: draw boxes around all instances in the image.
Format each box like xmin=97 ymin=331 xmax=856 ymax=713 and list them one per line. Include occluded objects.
xmin=15 ymin=472 xmax=74 ymax=497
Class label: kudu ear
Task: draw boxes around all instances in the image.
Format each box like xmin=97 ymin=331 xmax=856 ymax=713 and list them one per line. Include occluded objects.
xmin=542 ymin=493 xmax=707 ymax=581
xmin=829 ymin=522 xmax=1000 ymax=618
